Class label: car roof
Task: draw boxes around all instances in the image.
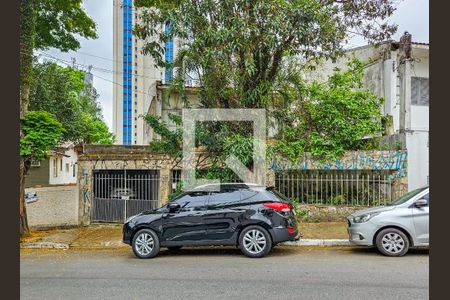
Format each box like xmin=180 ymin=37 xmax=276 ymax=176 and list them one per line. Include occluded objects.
xmin=190 ymin=182 xmax=265 ymax=192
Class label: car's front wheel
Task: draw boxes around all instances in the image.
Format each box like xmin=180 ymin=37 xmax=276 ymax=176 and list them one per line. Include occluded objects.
xmin=375 ymin=228 xmax=410 ymax=257
xmin=239 ymin=226 xmax=272 ymax=258
xmin=132 ymin=229 xmax=160 ymax=259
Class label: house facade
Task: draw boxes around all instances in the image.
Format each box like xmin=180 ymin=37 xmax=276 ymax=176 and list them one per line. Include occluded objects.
xmin=312 ymin=34 xmax=429 ymax=191
xmin=25 ymin=142 xmax=82 ymax=188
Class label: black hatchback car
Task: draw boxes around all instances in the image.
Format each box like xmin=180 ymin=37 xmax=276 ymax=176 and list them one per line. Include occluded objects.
xmin=123 ymin=183 xmax=298 ymax=258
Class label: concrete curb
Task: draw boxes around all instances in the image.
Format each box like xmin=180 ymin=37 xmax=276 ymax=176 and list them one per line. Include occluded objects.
xmin=20 ymin=239 xmax=351 ymax=250
xmin=20 ymin=242 xmax=69 ymax=250
xmin=282 ymin=239 xmax=351 ymax=247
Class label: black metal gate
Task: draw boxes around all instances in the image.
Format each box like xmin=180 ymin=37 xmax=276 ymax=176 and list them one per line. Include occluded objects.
xmin=91 ymin=170 xmax=160 ymax=223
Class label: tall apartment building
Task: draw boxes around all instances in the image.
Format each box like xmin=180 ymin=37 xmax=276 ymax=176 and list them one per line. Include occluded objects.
xmin=113 ymin=0 xmax=178 ymax=145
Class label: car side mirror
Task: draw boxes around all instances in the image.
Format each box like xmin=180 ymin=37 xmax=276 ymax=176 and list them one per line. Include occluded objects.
xmin=414 ymin=199 xmax=428 ymax=207
xmin=167 ymin=202 xmax=181 ymax=212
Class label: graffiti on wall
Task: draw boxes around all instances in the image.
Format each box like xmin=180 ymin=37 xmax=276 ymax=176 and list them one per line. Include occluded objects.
xmin=271 ymin=150 xmax=408 ymax=179
xmin=80 ymin=170 xmax=91 ymax=217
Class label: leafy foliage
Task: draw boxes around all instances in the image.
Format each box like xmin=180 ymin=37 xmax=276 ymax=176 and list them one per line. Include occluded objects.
xmin=271 ymin=60 xmax=384 ymax=161
xmin=135 ymin=0 xmax=394 ymax=178
xmin=34 ymin=0 xmax=97 ymax=52
xmin=135 ymin=0 xmax=397 ymax=110
xmin=20 ymin=111 xmax=65 ymax=161
xmin=29 ymin=61 xmax=115 ymax=144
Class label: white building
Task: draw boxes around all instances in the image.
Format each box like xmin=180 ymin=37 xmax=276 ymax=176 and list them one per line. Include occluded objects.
xmin=25 ymin=142 xmax=81 ymax=188
xmin=314 ymin=34 xmax=429 ymax=191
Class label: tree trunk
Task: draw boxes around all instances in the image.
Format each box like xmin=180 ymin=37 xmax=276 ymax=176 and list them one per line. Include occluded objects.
xmin=19 ymin=0 xmax=36 ymax=237
xmin=20 ymin=158 xmax=30 ymax=237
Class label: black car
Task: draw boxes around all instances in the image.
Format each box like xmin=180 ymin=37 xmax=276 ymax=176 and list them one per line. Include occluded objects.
xmin=123 ymin=183 xmax=298 ymax=258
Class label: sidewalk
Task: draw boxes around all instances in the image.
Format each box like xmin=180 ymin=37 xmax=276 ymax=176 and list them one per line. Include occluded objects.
xmin=20 ymin=222 xmax=350 ymax=250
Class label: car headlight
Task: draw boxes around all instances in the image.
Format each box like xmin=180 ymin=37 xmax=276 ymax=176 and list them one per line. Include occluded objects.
xmin=125 ymin=215 xmax=138 ymax=224
xmin=352 ymin=212 xmax=380 ymax=223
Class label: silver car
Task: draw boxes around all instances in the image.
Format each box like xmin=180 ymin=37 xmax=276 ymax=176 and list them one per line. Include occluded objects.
xmin=347 ymin=186 xmax=429 ymax=256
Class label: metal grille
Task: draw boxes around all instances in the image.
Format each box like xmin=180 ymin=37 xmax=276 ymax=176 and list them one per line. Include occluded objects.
xmin=275 ymin=170 xmax=397 ymax=207
xmin=91 ymin=170 xmax=160 ymax=223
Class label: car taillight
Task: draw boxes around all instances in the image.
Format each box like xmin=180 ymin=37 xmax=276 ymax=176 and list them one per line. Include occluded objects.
xmin=262 ymin=202 xmax=291 ymax=212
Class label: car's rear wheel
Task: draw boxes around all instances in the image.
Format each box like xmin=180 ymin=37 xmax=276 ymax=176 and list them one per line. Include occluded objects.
xmin=375 ymin=228 xmax=409 ymax=257
xmin=132 ymin=229 xmax=160 ymax=259
xmin=239 ymin=226 xmax=272 ymax=258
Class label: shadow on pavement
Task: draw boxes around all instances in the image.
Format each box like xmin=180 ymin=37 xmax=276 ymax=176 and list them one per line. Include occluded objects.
xmin=347 ymin=246 xmax=429 ymax=256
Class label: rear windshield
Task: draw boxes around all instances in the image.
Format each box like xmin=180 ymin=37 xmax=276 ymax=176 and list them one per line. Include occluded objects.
xmin=258 ymin=188 xmax=290 ymax=202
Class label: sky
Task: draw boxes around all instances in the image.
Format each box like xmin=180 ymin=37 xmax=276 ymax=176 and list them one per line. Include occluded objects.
xmin=42 ymin=0 xmax=429 ymax=131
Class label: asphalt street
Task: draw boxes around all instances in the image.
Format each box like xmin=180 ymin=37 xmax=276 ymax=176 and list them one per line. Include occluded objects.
xmin=20 ymin=246 xmax=429 ymax=300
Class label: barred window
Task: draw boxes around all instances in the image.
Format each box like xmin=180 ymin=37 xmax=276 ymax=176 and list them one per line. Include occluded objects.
xmin=411 ymin=77 xmax=429 ymax=106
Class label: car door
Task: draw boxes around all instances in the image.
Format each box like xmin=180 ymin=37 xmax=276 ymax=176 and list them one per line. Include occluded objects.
xmin=161 ymin=191 xmax=209 ymax=243
xmin=203 ymin=187 xmax=247 ymax=241
xmin=412 ymin=192 xmax=429 ymax=244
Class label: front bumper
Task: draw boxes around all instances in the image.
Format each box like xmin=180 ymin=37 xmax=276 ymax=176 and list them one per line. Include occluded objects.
xmin=123 ymin=222 xmax=133 ymax=245
xmin=347 ymin=219 xmax=376 ymax=246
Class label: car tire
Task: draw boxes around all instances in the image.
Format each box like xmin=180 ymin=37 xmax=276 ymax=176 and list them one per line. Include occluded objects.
xmin=132 ymin=229 xmax=160 ymax=259
xmin=167 ymin=246 xmax=182 ymax=252
xmin=375 ymin=228 xmax=410 ymax=257
xmin=239 ymin=226 xmax=272 ymax=258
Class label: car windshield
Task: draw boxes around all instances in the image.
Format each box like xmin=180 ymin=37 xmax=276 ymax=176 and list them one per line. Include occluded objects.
xmin=388 ymin=187 xmax=428 ymax=206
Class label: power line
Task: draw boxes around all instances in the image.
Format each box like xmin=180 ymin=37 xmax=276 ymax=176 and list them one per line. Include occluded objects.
xmin=36 ymin=50 xmax=164 ymax=83
xmin=36 ymin=52 xmax=153 ymax=97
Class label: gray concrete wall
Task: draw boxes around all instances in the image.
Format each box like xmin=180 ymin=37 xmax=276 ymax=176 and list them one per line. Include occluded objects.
xmin=25 ymin=185 xmax=79 ymax=228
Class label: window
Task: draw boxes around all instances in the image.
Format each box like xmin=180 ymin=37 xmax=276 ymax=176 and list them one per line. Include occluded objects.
xmin=30 ymin=160 xmax=41 ymax=167
xmin=53 ymin=158 xmax=58 ymax=177
xmin=59 ymin=158 xmax=63 ymax=171
xmin=173 ymin=191 xmax=209 ymax=211
xmin=411 ymin=77 xmax=429 ymax=106
xmin=208 ymin=188 xmax=241 ymax=206
xmin=72 ymin=164 xmax=76 ymax=177
xmin=241 ymin=189 xmax=258 ymax=201
xmin=65 ymin=163 xmax=70 ymax=173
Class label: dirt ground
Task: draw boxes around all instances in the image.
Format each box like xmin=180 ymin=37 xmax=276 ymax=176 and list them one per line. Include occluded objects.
xmin=300 ymin=222 xmax=348 ymax=239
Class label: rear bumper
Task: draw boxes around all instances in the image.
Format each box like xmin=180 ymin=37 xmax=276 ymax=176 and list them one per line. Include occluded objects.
xmin=270 ymin=227 xmax=298 ymax=243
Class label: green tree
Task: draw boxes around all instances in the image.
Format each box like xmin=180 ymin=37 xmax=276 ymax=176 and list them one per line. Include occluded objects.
xmin=20 ymin=0 xmax=97 ymax=236
xmin=20 ymin=111 xmax=66 ymax=161
xmin=29 ymin=61 xmax=114 ymax=144
xmin=271 ymin=60 xmax=384 ymax=162
xmin=135 ymin=0 xmax=396 ymax=182
xmin=135 ymin=0 xmax=397 ymax=109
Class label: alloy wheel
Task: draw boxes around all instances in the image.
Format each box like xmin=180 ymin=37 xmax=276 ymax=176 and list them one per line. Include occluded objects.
xmin=134 ymin=232 xmax=154 ymax=256
xmin=243 ymin=229 xmax=267 ymax=254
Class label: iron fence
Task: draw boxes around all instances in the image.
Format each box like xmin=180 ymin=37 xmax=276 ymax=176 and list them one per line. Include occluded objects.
xmin=91 ymin=170 xmax=160 ymax=223
xmin=275 ymin=170 xmax=397 ymax=206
